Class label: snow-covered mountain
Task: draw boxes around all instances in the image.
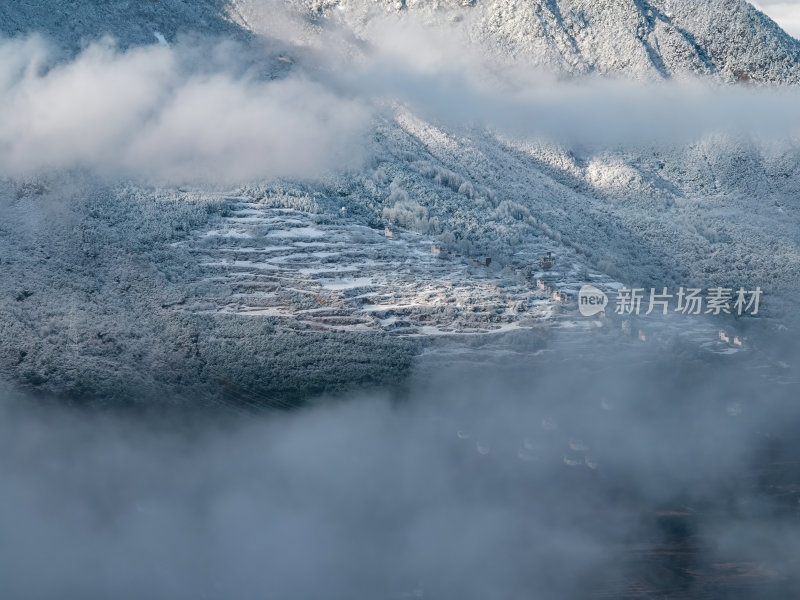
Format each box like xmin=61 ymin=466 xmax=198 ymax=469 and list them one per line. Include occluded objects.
xmin=0 ymin=1 xmax=247 ymax=52
xmin=4 ymin=7 xmax=800 ymax=596
xmin=1 ymin=0 xmax=799 ymax=402
xmin=254 ymin=0 xmax=800 ymax=82
xmin=4 ymin=0 xmax=799 ymax=82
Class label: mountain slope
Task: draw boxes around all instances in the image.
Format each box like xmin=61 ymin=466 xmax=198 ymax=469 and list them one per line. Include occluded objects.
xmin=4 ymin=1 xmax=798 ymax=83
xmin=1 ymin=0 xmax=799 ymax=402
xmin=0 ymin=0 xmax=248 ymax=52
xmin=254 ymin=0 xmax=800 ymax=82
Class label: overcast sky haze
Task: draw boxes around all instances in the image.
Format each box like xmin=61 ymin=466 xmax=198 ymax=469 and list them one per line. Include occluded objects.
xmin=752 ymin=0 xmax=800 ymax=37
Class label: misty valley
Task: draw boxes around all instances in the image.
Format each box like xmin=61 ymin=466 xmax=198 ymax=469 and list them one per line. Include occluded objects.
xmin=2 ymin=1 xmax=800 ymax=599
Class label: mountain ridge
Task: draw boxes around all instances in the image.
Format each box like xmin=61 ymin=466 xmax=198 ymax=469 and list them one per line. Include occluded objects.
xmin=1 ymin=0 xmax=799 ymax=402
xmin=2 ymin=1 xmax=799 ymax=84
xmin=244 ymin=0 xmax=800 ymax=83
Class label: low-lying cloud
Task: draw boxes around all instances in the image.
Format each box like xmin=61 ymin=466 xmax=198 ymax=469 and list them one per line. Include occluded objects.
xmin=0 ymin=36 xmax=370 ymax=184
xmin=3 ymin=17 xmax=800 ymax=185
xmin=337 ymin=17 xmax=800 ymax=148
xmin=2 ymin=335 xmax=800 ymax=599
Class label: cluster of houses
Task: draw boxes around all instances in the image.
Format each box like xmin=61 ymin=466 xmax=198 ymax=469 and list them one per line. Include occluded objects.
xmin=535 ymin=276 xmax=575 ymax=304
xmin=619 ymin=320 xmax=649 ymax=342
xmin=719 ymin=329 xmax=745 ymax=348
xmin=385 ymin=227 xmax=576 ymax=303
xmin=383 ymin=227 xmax=450 ymax=260
xmin=626 ymin=326 xmax=746 ymax=348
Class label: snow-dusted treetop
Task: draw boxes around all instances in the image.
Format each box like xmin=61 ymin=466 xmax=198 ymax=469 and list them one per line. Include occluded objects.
xmin=282 ymin=0 xmax=800 ymax=83
xmin=2 ymin=1 xmax=799 ymax=83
